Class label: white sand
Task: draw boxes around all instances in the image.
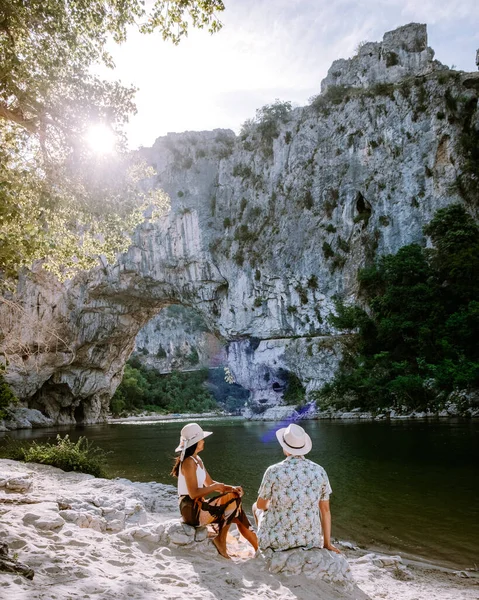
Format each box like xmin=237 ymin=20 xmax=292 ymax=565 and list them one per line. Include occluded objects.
xmin=0 ymin=459 xmax=477 ymax=600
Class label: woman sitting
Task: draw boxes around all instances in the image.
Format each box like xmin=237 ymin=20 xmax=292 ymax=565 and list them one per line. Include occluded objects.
xmin=171 ymin=422 xmax=258 ymax=558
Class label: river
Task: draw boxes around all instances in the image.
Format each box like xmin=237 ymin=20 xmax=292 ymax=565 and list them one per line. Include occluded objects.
xmin=2 ymin=417 xmax=478 ymax=570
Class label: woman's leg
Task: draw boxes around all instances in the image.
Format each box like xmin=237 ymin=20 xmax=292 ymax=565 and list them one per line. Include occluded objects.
xmin=200 ymin=492 xmax=256 ymax=557
xmin=233 ymin=517 xmax=258 ymax=551
xmin=212 ymin=524 xmax=231 ymax=558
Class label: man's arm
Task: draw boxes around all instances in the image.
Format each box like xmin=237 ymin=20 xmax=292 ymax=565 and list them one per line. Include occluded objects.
xmin=319 ymin=500 xmax=340 ymax=553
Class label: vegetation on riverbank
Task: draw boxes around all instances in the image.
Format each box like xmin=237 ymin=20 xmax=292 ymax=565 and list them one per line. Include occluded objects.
xmin=0 ymin=435 xmax=110 ymax=477
xmin=110 ymin=359 xmax=249 ymax=416
xmin=316 ymin=204 xmax=479 ymax=412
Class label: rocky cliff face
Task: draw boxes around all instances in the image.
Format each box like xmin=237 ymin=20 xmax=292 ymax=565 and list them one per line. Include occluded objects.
xmin=1 ymin=23 xmax=478 ymax=425
xmin=133 ymin=305 xmax=225 ymax=372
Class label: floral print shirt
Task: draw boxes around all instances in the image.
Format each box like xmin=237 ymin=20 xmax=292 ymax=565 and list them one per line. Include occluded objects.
xmin=257 ymin=455 xmax=332 ymax=551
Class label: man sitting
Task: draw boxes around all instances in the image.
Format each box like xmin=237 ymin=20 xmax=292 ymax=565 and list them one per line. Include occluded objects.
xmin=253 ymin=423 xmax=340 ymax=553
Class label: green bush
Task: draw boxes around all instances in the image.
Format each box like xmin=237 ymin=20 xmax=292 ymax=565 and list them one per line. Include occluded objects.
xmin=156 ymin=345 xmax=167 ymax=358
xmin=332 ymin=255 xmax=346 ymax=270
xmin=294 ymin=284 xmax=308 ymax=305
xmin=370 ymin=82 xmax=395 ymax=99
xmin=240 ymin=100 xmax=292 ymax=156
xmin=323 ymin=85 xmax=353 ymax=105
xmin=385 ymin=51 xmax=399 ymax=67
xmin=187 ymin=347 xmax=200 ymax=365
xmin=234 ymin=224 xmax=256 ymax=242
xmin=0 ymin=375 xmax=17 ymax=419
xmin=302 ymin=190 xmax=314 ymax=210
xmin=255 ymin=100 xmax=292 ymax=143
xmin=445 ymin=89 xmax=457 ymax=113
xmin=233 ymin=250 xmax=245 ymax=266
xmin=322 ymin=241 xmax=335 ymax=259
xmin=283 ymin=372 xmax=306 ymax=406
xmin=232 ymin=164 xmax=252 ymax=179
xmin=0 ymin=435 xmax=110 ymax=478
xmin=378 ymin=215 xmax=391 ymax=227
xmin=337 ymin=237 xmax=350 ymax=253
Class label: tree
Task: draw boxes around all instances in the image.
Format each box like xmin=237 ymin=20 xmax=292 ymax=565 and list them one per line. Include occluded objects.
xmin=240 ymin=99 xmax=292 ymax=156
xmin=0 ymin=1 xmax=225 ymax=286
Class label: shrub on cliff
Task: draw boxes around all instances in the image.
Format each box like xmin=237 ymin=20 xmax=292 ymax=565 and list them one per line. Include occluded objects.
xmin=283 ymin=372 xmax=306 ymax=406
xmin=318 ymin=204 xmax=479 ymax=412
xmin=240 ymin=100 xmax=292 ymax=157
xmin=0 ymin=375 xmax=17 ymax=419
xmin=0 ymin=435 xmax=110 ymax=478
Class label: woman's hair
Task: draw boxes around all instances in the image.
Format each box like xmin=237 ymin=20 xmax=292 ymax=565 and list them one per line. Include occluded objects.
xmin=170 ymin=442 xmax=198 ymax=477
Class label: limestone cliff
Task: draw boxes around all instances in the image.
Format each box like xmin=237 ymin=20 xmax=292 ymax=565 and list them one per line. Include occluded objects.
xmin=1 ymin=23 xmax=478 ymax=426
xmin=133 ymin=305 xmax=225 ymax=373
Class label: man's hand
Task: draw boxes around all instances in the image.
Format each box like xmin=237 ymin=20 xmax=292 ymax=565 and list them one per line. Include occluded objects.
xmin=324 ymin=542 xmax=341 ymax=554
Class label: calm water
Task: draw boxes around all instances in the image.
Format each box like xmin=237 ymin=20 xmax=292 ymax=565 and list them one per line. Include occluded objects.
xmin=2 ymin=418 xmax=478 ymax=570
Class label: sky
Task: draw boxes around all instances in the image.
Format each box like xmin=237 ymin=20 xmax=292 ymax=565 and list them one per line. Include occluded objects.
xmin=102 ymin=0 xmax=479 ymax=149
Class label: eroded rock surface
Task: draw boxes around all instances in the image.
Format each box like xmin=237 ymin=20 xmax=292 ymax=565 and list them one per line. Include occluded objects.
xmin=262 ymin=546 xmax=356 ymax=592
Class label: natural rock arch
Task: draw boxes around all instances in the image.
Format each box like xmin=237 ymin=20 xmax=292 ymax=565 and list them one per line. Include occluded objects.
xmin=2 ymin=211 xmax=228 ymax=424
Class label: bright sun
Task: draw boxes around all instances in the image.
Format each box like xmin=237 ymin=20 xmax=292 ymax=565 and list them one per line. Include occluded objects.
xmin=85 ymin=124 xmax=116 ymax=154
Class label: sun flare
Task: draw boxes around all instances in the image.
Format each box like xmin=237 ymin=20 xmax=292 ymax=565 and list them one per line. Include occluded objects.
xmin=86 ymin=124 xmax=116 ymax=154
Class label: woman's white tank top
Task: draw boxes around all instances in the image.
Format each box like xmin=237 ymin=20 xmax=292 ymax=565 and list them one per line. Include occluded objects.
xmin=178 ymin=456 xmax=206 ymax=496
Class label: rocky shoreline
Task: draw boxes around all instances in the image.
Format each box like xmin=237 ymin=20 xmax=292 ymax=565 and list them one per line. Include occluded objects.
xmin=1 ymin=459 xmax=477 ymax=600
xmin=1 ymin=402 xmax=478 ymax=432
xmin=242 ymin=402 xmax=479 ymax=422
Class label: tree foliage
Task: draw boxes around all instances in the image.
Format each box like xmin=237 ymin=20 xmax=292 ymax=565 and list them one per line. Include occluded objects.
xmin=240 ymin=99 xmax=292 ymax=156
xmin=110 ymin=359 xmax=220 ymax=415
xmin=0 ymin=1 xmax=224 ymax=286
xmin=319 ymin=205 xmax=479 ymax=411
xmin=282 ymin=371 xmax=306 ymax=407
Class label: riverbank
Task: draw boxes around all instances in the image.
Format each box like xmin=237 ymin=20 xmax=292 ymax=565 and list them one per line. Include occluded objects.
xmin=1 ymin=459 xmax=477 ymax=600
xmin=243 ymin=402 xmax=479 ymax=422
xmin=0 ymin=408 xmax=230 ymax=432
xmin=2 ymin=402 xmax=477 ymax=432
xmin=107 ymin=410 xmax=229 ymax=424
xmin=107 ymin=404 xmax=479 ymax=426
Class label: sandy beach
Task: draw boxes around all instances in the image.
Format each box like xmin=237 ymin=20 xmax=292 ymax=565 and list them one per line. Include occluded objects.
xmin=0 ymin=459 xmax=477 ymax=600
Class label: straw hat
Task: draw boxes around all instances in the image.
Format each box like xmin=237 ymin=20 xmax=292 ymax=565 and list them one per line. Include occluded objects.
xmin=275 ymin=423 xmax=312 ymax=455
xmin=175 ymin=423 xmax=213 ymax=455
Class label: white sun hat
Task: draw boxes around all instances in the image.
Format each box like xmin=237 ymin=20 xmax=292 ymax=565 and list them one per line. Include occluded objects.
xmin=175 ymin=423 xmax=213 ymax=459
xmin=275 ymin=423 xmax=312 ymax=455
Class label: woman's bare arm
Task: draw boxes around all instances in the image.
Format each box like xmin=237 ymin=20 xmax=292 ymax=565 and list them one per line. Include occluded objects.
xmin=199 ymin=457 xmax=242 ymax=495
xmin=182 ymin=457 xmax=235 ymax=498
